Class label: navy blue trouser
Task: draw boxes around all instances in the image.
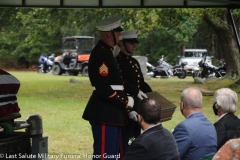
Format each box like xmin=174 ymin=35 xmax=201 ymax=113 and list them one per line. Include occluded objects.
xmin=90 ymin=121 xmax=123 ymax=160
xmin=121 ymin=120 xmax=141 ymax=156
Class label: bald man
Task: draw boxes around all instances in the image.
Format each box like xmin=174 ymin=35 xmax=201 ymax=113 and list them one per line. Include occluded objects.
xmin=173 ymin=87 xmax=217 ymax=160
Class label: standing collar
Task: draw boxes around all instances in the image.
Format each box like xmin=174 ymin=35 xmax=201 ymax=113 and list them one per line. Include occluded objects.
xmin=118 ymin=51 xmax=131 ymax=58
xmin=97 ymin=40 xmax=113 ymax=50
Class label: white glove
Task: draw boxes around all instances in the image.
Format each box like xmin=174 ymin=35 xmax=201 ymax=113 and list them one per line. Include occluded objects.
xmin=112 ymin=45 xmax=120 ymax=57
xmin=127 ymin=96 xmax=134 ymax=109
xmin=137 ymin=90 xmax=148 ymax=100
xmin=129 ymin=111 xmax=138 ymax=122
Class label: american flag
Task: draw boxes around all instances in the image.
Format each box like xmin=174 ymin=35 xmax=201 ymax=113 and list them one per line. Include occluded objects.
xmin=0 ymin=69 xmax=20 ymax=116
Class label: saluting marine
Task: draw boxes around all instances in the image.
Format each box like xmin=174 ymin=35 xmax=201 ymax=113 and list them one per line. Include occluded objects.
xmin=115 ymin=30 xmax=152 ymax=156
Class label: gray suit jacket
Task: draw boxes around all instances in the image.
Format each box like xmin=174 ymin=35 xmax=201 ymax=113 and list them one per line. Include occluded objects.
xmin=124 ymin=124 xmax=179 ymax=160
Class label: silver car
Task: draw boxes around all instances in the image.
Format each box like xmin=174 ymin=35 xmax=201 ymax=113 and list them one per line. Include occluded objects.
xmin=178 ymin=49 xmax=212 ymax=74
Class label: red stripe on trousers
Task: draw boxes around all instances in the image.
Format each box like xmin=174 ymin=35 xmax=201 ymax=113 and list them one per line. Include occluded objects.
xmin=101 ymin=124 xmax=105 ymax=160
xmin=0 ymin=103 xmax=20 ymax=116
xmin=119 ymin=134 xmax=123 ymax=160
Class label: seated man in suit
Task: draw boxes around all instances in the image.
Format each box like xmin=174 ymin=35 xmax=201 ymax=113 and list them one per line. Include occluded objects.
xmin=212 ymin=88 xmax=240 ymax=150
xmin=173 ymin=87 xmax=217 ymax=160
xmin=124 ymin=98 xmax=179 ymax=160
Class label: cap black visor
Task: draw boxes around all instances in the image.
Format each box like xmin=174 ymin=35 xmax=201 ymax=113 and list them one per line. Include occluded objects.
xmin=113 ymin=26 xmax=124 ymax=32
xmin=123 ymin=38 xmax=139 ymax=43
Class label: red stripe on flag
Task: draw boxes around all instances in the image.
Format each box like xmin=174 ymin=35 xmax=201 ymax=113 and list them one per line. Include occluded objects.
xmin=0 ymin=103 xmax=20 ymax=116
xmin=0 ymin=84 xmax=20 ymax=95
xmin=0 ymin=69 xmax=21 ymax=116
xmin=0 ymin=69 xmax=20 ymax=95
xmin=101 ymin=124 xmax=106 ymax=160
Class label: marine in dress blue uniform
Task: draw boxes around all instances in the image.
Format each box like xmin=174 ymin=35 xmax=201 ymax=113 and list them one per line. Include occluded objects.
xmin=115 ymin=30 xmax=152 ymax=156
xmin=116 ymin=30 xmax=152 ymax=93
xmin=82 ymin=17 xmax=137 ymax=160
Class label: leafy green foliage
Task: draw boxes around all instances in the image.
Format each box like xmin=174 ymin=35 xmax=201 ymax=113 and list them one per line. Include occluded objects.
xmin=0 ymin=8 xmax=239 ymax=73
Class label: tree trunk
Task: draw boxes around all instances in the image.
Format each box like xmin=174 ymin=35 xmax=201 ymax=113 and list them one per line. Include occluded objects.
xmin=203 ymin=11 xmax=240 ymax=80
xmin=211 ymin=33 xmax=215 ymax=54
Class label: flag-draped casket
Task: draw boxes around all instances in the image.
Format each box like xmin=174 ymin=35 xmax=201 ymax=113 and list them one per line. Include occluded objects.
xmin=0 ymin=70 xmax=29 ymax=154
xmin=0 ymin=69 xmax=20 ymax=116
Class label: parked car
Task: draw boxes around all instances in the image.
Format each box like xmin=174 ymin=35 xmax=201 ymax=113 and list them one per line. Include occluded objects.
xmin=178 ymin=49 xmax=212 ymax=75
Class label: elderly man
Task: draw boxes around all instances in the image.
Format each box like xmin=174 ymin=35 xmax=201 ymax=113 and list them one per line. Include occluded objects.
xmin=173 ymin=87 xmax=217 ymax=160
xmin=212 ymin=88 xmax=240 ymax=150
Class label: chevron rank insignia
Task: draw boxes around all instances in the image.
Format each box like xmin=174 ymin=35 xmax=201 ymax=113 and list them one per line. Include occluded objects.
xmin=99 ymin=62 xmax=108 ymax=76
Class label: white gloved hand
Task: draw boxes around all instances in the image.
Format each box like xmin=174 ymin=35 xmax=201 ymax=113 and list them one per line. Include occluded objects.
xmin=129 ymin=111 xmax=138 ymax=122
xmin=127 ymin=96 xmax=134 ymax=109
xmin=137 ymin=90 xmax=148 ymax=100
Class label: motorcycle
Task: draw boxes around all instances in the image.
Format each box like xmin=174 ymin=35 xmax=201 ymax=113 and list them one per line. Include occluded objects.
xmin=146 ymin=62 xmax=155 ymax=77
xmin=192 ymin=56 xmax=226 ymax=79
xmin=152 ymin=55 xmax=188 ymax=79
xmin=37 ymin=53 xmax=55 ymax=73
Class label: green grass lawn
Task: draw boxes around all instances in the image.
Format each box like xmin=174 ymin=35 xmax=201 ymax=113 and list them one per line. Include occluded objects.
xmin=8 ymin=71 xmax=240 ymax=159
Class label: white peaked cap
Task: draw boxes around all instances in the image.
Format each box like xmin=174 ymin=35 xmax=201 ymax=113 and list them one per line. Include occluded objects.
xmin=119 ymin=30 xmax=140 ymax=40
xmin=96 ymin=16 xmax=123 ymax=32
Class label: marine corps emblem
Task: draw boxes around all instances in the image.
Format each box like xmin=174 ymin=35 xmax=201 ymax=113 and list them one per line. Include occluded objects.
xmin=99 ymin=62 xmax=108 ymax=76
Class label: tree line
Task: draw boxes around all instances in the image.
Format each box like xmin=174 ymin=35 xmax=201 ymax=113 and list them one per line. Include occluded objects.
xmin=0 ymin=8 xmax=239 ymax=80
